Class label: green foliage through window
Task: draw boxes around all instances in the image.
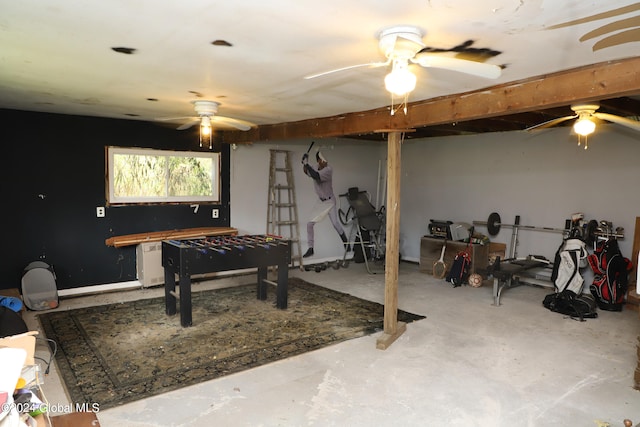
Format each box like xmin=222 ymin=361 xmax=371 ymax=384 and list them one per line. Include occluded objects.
xmin=107 ymin=147 xmax=220 ymax=204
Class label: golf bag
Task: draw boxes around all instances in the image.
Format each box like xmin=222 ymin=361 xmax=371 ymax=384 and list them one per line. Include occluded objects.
xmin=551 ymin=237 xmax=588 ymax=294
xmin=543 ymin=237 xmax=596 ymax=320
xmin=588 ymin=238 xmax=633 ymax=311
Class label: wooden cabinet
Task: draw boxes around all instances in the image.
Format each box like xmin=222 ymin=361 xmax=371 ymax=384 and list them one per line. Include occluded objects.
xmin=419 ymin=236 xmax=503 ymax=277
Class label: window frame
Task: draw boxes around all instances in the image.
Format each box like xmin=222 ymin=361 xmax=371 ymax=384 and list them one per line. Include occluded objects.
xmin=106 ymin=146 xmax=221 ymax=206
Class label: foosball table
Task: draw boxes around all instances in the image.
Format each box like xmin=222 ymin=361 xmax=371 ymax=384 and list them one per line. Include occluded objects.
xmin=162 ymin=234 xmax=291 ymax=327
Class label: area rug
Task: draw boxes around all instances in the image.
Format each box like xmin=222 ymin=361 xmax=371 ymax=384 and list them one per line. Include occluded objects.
xmin=38 ymin=277 xmax=424 ymax=409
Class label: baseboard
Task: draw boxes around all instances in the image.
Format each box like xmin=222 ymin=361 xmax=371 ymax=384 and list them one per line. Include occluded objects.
xmin=58 ymin=281 xmax=142 ymax=298
xmin=56 ymin=257 xmax=414 ymax=298
xmin=57 ymin=267 xmax=281 ymax=298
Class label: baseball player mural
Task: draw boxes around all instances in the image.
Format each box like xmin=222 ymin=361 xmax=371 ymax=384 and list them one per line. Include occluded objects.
xmin=301 ymin=149 xmax=350 ymax=257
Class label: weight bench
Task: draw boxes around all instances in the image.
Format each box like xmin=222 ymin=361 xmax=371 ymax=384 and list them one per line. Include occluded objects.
xmin=490 ymin=256 xmax=551 ymax=306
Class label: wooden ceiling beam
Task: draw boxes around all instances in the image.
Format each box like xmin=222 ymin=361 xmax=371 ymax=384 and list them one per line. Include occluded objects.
xmin=222 ymin=57 xmax=640 ymax=143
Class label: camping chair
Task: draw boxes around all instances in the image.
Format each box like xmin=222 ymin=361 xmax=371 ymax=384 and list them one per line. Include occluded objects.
xmin=339 ymin=187 xmax=386 ymax=274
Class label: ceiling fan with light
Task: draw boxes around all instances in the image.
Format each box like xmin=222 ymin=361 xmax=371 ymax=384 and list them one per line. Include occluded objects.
xmin=305 ymin=25 xmax=503 ymax=113
xmin=526 ymin=103 xmax=640 ymax=149
xmin=156 ymin=100 xmax=255 ymax=148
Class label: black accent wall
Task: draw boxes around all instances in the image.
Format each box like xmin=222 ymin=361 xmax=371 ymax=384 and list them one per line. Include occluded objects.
xmin=2 ymin=109 xmax=230 ymax=290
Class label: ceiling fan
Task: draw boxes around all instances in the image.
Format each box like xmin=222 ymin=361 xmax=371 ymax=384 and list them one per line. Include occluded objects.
xmin=526 ymin=103 xmax=640 ymax=142
xmin=156 ymin=100 xmax=255 ymax=148
xmin=305 ymin=25 xmax=502 ymax=109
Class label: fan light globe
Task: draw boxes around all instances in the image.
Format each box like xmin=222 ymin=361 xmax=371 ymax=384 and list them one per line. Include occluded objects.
xmin=199 ymin=115 xmax=213 ymax=149
xmin=200 ymin=116 xmax=212 ymax=136
xmin=573 ymin=117 xmax=595 ymax=136
xmin=385 ymin=67 xmax=416 ymax=96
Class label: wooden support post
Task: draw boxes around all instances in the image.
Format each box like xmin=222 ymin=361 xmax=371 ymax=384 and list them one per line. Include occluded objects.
xmin=376 ymin=130 xmax=406 ymax=350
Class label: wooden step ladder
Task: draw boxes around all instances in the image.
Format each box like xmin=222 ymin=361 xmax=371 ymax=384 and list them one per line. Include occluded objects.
xmin=267 ymin=149 xmax=303 ymax=269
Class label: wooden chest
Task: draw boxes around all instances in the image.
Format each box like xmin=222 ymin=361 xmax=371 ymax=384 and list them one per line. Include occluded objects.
xmin=419 ymin=236 xmax=502 ymax=277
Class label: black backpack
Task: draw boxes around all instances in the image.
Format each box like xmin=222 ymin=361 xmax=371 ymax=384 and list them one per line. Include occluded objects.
xmin=446 ymin=250 xmax=471 ymax=287
xmin=542 ymin=289 xmax=598 ymax=321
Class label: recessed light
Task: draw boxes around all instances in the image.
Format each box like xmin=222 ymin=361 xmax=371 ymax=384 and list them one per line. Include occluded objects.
xmin=211 ymin=40 xmax=232 ymax=47
xmin=111 ymin=47 xmax=136 ymax=54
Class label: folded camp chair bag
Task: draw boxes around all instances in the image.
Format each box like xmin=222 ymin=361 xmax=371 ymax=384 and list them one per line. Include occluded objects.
xmin=21 ymin=261 xmax=59 ymax=311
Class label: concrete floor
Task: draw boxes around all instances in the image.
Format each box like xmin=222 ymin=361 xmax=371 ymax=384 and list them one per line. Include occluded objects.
xmin=24 ymin=262 xmax=640 ymax=427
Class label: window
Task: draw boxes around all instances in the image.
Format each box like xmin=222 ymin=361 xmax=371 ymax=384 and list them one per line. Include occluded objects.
xmin=106 ymin=147 xmax=220 ymax=205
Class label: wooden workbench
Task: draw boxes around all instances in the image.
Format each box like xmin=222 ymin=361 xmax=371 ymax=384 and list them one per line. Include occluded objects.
xmin=105 ymin=227 xmax=238 ymax=248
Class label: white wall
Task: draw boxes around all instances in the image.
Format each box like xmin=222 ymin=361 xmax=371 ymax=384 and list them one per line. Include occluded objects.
xmin=230 ymin=138 xmax=385 ymax=260
xmin=229 ymin=125 xmax=639 ymax=267
xmin=401 ymin=124 xmax=639 ymax=263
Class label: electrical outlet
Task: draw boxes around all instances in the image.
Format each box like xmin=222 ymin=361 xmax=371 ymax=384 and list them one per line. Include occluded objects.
xmin=96 ymin=207 xmax=105 ymax=218
xmin=212 ymin=208 xmax=219 ymax=219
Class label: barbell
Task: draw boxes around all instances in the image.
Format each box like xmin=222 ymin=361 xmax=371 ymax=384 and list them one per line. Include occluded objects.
xmin=474 ymin=212 xmax=568 ymax=236
xmin=474 ymin=212 xmax=624 ymax=242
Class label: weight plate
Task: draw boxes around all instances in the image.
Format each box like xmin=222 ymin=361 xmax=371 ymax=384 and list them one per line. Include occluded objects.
xmin=487 ymin=212 xmax=501 ymax=236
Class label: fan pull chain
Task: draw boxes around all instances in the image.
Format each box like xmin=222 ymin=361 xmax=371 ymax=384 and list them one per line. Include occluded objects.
xmin=577 ymin=135 xmax=589 ymax=150
xmin=199 ymin=126 xmax=213 ymax=149
xmin=389 ymin=94 xmax=409 ymax=116
xmin=199 ymin=135 xmax=213 ymax=149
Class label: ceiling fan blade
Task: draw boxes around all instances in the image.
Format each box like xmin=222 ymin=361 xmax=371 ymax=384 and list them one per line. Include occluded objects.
xmin=176 ymin=120 xmax=199 ymax=130
xmin=411 ymin=53 xmax=501 ymax=79
xmin=525 ymin=115 xmax=578 ymax=132
xmin=155 ymin=116 xmax=194 ymax=122
xmin=381 ymin=33 xmax=424 ymax=58
xmin=304 ymin=60 xmax=390 ymax=79
xmin=211 ymin=116 xmax=255 ymax=131
xmin=593 ymin=112 xmax=640 ymax=131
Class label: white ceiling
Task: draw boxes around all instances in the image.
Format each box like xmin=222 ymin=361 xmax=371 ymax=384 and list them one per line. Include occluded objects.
xmin=1 ymin=0 xmax=639 ymax=130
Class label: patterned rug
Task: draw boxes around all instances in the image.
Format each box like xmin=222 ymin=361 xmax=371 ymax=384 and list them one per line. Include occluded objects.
xmin=38 ymin=277 xmax=424 ymax=409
